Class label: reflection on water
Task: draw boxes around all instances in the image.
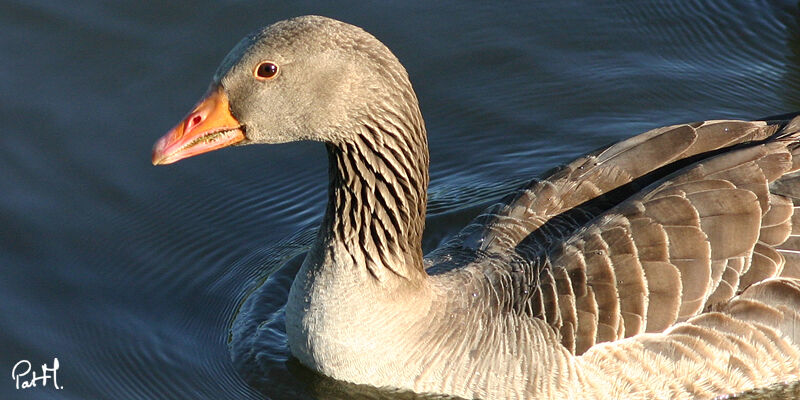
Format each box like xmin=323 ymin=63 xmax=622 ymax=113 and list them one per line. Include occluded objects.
xmin=2 ymin=1 xmax=800 ymax=399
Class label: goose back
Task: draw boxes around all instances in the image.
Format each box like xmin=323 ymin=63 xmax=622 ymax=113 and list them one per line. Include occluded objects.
xmin=430 ymin=118 xmax=800 ymax=351
xmin=420 ymin=117 xmax=800 ymax=397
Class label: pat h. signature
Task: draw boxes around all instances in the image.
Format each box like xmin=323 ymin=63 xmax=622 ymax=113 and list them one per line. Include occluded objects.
xmin=12 ymin=358 xmax=62 ymax=390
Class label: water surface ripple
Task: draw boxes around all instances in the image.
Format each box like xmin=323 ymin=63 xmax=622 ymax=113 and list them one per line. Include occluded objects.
xmin=2 ymin=1 xmax=800 ymax=399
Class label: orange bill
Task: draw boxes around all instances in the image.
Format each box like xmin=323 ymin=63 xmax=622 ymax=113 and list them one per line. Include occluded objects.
xmin=152 ymin=86 xmax=244 ymax=165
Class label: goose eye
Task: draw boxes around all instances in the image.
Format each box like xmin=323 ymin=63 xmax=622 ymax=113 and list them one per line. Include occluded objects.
xmin=254 ymin=61 xmax=279 ymax=80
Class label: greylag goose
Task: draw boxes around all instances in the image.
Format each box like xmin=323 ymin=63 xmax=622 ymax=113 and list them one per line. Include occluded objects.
xmin=152 ymin=15 xmax=800 ymax=400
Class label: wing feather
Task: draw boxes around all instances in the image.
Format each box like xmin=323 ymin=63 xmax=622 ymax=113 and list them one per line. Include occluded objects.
xmin=429 ymin=117 xmax=800 ymax=361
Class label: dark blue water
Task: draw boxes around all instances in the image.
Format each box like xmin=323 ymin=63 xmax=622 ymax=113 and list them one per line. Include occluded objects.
xmin=3 ymin=1 xmax=800 ymax=399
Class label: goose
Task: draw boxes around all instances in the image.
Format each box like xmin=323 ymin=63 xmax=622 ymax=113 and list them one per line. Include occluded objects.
xmin=151 ymin=15 xmax=800 ymax=400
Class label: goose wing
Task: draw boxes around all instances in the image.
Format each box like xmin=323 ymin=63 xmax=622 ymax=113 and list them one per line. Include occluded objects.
xmin=543 ymin=131 xmax=800 ymax=354
xmin=463 ymin=118 xmax=791 ymax=255
xmin=428 ymin=116 xmax=800 ymax=355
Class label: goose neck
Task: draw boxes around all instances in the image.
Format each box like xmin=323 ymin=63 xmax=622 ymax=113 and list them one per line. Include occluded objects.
xmin=320 ymin=117 xmax=429 ymax=283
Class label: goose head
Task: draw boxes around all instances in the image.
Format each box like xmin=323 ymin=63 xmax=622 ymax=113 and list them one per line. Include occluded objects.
xmin=151 ymin=15 xmax=420 ymax=165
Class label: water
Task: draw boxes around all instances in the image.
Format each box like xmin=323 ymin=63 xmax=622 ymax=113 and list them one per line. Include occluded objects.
xmin=2 ymin=1 xmax=800 ymax=399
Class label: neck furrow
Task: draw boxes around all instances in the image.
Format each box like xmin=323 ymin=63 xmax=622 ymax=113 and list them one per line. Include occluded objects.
xmin=323 ymin=119 xmax=429 ymax=283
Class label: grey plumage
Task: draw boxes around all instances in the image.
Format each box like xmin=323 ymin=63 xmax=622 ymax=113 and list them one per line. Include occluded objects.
xmin=157 ymin=15 xmax=800 ymax=400
xmin=423 ymin=119 xmax=800 ymax=398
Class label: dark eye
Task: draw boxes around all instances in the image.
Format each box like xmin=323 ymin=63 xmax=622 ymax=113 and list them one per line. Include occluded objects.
xmin=254 ymin=61 xmax=279 ymax=80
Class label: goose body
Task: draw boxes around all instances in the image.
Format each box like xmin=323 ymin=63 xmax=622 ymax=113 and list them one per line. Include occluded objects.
xmin=152 ymin=16 xmax=800 ymax=399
